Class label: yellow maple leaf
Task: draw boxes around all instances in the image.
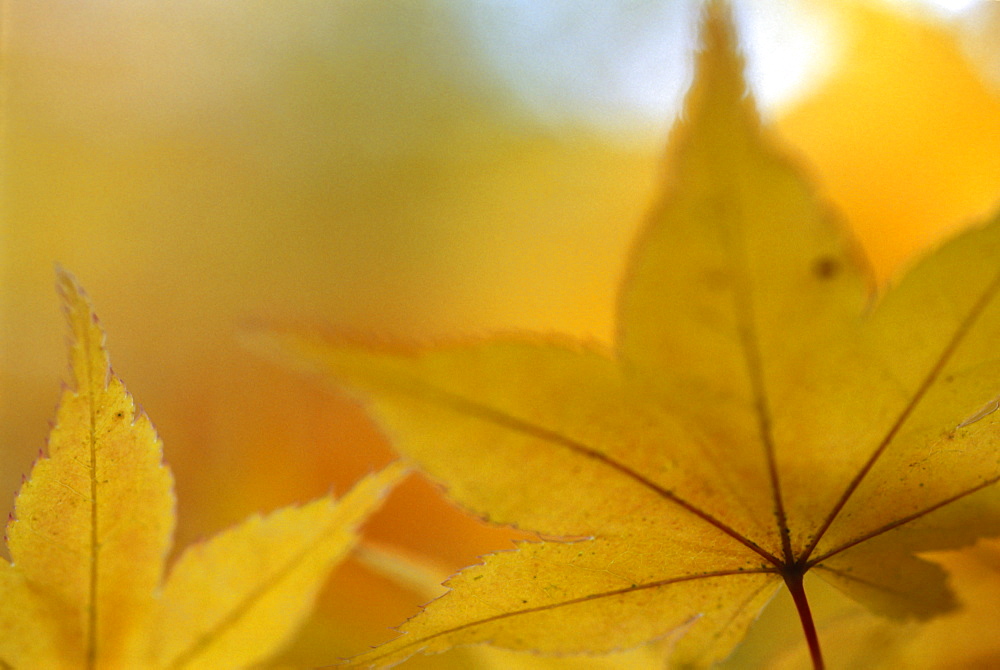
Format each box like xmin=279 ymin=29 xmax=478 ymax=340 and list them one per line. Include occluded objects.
xmin=250 ymin=3 xmax=1000 ymax=668
xmin=0 ymin=270 xmax=407 ymax=669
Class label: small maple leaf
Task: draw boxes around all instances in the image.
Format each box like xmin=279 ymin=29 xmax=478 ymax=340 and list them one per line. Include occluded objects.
xmin=250 ymin=3 xmax=1000 ymax=669
xmin=0 ymin=269 xmax=407 ymax=669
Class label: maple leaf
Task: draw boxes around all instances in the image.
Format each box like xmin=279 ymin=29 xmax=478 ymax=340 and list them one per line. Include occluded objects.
xmin=250 ymin=3 xmax=1000 ymax=668
xmin=0 ymin=270 xmax=406 ymax=669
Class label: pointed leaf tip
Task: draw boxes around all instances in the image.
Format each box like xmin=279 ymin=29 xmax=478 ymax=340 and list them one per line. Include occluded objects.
xmin=56 ymin=268 xmax=112 ymax=397
xmin=682 ymin=0 xmax=757 ymax=131
xmin=55 ymin=267 xmax=93 ymax=325
xmin=701 ymin=0 xmax=740 ymax=58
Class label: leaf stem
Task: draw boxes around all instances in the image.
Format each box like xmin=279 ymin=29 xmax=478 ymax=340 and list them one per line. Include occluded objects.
xmin=785 ymin=569 xmax=823 ymax=670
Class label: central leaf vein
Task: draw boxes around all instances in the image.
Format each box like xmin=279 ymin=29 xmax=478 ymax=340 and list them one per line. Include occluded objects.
xmin=83 ymin=319 xmax=100 ymax=670
xmin=726 ymin=211 xmax=792 ymax=566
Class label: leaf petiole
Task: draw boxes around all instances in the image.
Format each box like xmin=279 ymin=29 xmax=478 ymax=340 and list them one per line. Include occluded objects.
xmin=785 ymin=568 xmax=824 ymax=670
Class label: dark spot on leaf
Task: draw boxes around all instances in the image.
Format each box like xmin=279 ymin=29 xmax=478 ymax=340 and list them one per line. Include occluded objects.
xmin=811 ymin=256 xmax=840 ymax=280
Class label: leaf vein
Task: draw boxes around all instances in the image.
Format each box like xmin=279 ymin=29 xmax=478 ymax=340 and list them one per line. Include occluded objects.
xmin=83 ymin=313 xmax=100 ymax=670
xmin=804 ymin=269 xmax=1000 ymax=561
xmin=347 ymin=568 xmax=778 ymax=668
xmin=729 ymin=246 xmax=792 ymax=564
xmin=808 ymin=474 xmax=1000 ymax=566
xmin=812 ymin=564 xmax=916 ymax=600
xmin=396 ymin=379 xmax=782 ymax=566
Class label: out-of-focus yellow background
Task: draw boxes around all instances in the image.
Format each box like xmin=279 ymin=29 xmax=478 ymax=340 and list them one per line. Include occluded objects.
xmin=2 ymin=1 xmax=999 ymax=666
